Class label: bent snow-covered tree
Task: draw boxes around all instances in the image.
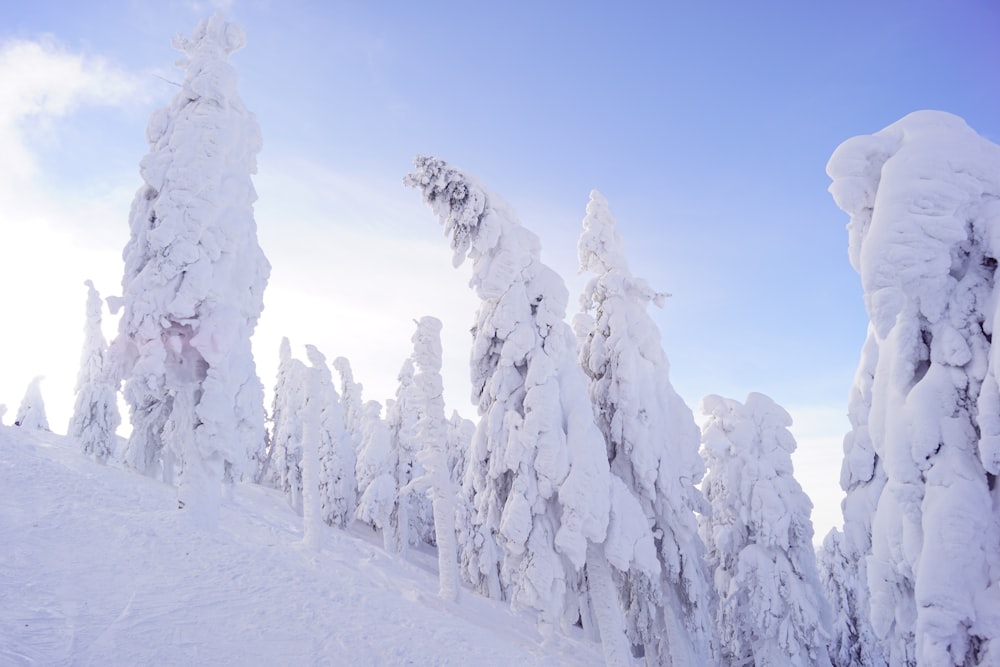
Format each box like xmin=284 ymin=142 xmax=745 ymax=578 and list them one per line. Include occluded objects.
xmin=575 ymin=190 xmax=717 ymax=664
xmin=700 ymin=392 xmax=831 ymax=667
xmin=405 ymin=157 xmax=617 ymax=646
xmin=69 ymin=280 xmax=121 ymax=463
xmin=115 ymin=15 xmax=270 ymax=526
xmin=827 ymin=110 xmax=1000 ymax=666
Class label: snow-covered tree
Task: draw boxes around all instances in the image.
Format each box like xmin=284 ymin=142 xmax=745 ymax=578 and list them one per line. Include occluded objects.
xmin=406 ymin=157 xmax=615 ymax=640
xmin=263 ymin=338 xmax=304 ymax=511
xmin=405 ymin=316 xmax=461 ymax=600
xmin=827 ymin=110 xmax=1000 ymax=666
xmin=575 ymin=189 xmax=717 ymax=664
xmin=69 ymin=280 xmax=121 ymax=463
xmin=114 ymin=15 xmax=270 ymax=526
xmin=355 ymin=400 xmax=396 ymax=550
xmin=386 ymin=357 xmax=435 ymax=551
xmin=446 ymin=410 xmax=473 ymax=489
xmin=15 ymin=376 xmax=49 ymax=431
xmin=0 ymin=405 xmax=6 ymax=426
xmin=700 ymin=392 xmax=831 ymax=666
xmin=828 ymin=326 xmax=887 ymax=667
xmin=304 ymin=345 xmax=356 ymax=529
xmin=334 ymin=357 xmax=364 ymax=458
xmin=819 ymin=527 xmax=883 ymax=667
xmin=296 ymin=357 xmax=323 ymax=551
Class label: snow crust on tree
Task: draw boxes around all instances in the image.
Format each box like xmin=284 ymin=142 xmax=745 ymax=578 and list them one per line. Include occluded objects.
xmin=700 ymin=392 xmax=831 ymax=666
xmin=575 ymin=189 xmax=717 ymax=664
xmin=827 ymin=110 xmax=1000 ymax=666
xmin=15 ymin=376 xmax=49 ymax=431
xmin=114 ymin=15 xmax=270 ymax=514
xmin=69 ymin=280 xmax=121 ymax=463
xmin=406 ymin=156 xmax=612 ymax=633
xmin=304 ymin=345 xmax=356 ymax=530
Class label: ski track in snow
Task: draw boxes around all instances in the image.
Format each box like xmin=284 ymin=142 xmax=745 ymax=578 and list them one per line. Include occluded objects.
xmin=0 ymin=426 xmax=602 ymax=666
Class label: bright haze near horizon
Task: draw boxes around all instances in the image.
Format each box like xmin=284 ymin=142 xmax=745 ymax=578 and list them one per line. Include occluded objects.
xmin=1 ymin=0 xmax=998 ymax=541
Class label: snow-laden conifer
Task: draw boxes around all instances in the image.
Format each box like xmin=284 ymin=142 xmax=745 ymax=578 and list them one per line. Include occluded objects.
xmin=387 ymin=358 xmax=435 ymax=551
xmin=304 ymin=345 xmax=356 ymax=529
xmin=700 ymin=392 xmax=831 ymax=666
xmin=404 ymin=316 xmax=461 ymax=600
xmin=69 ymin=280 xmax=120 ymax=463
xmin=264 ymin=338 xmax=304 ymax=511
xmin=296 ymin=357 xmax=323 ymax=551
xmin=114 ymin=15 xmax=270 ymax=523
xmin=355 ymin=400 xmax=396 ymax=550
xmin=827 ymin=110 xmax=1000 ymax=666
xmin=575 ymin=190 xmax=717 ymax=664
xmin=406 ymin=157 xmax=613 ymax=635
xmin=828 ymin=326 xmax=887 ymax=667
xmin=15 ymin=376 xmax=49 ymax=431
xmin=334 ymin=357 xmax=364 ymax=458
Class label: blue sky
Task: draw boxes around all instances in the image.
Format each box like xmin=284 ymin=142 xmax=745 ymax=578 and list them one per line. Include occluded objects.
xmin=2 ymin=0 xmax=998 ymax=537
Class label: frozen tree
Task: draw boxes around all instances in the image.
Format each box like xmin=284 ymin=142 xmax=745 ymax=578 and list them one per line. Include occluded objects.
xmin=264 ymin=338 xmax=304 ymax=511
xmin=355 ymin=400 xmax=396 ymax=550
xmin=827 ymin=110 xmax=1000 ymax=666
xmin=296 ymin=357 xmax=323 ymax=551
xmin=404 ymin=316 xmax=461 ymax=600
xmin=829 ymin=326 xmax=887 ymax=667
xmin=69 ymin=280 xmax=121 ymax=463
xmin=387 ymin=357 xmax=436 ymax=551
xmin=406 ymin=157 xmax=616 ymax=642
xmin=575 ymin=189 xmax=717 ymax=664
xmin=819 ymin=527 xmax=884 ymax=667
xmin=304 ymin=345 xmax=356 ymax=529
xmin=15 ymin=376 xmax=49 ymax=431
xmin=334 ymin=357 xmax=364 ymax=458
xmin=700 ymin=392 xmax=831 ymax=667
xmin=114 ymin=15 xmax=270 ymax=526
xmin=0 ymin=405 xmax=6 ymax=426
xmin=446 ymin=410 xmax=473 ymax=488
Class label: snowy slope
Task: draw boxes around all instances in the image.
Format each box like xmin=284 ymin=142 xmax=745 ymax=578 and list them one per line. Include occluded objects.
xmin=0 ymin=425 xmax=603 ymax=666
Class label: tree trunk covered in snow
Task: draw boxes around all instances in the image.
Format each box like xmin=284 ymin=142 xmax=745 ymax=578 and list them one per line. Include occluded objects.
xmin=115 ymin=15 xmax=270 ymax=523
xmin=828 ymin=111 xmax=1000 ymax=666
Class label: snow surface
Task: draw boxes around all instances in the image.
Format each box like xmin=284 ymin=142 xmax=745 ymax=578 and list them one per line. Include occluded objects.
xmin=0 ymin=424 xmax=605 ymax=665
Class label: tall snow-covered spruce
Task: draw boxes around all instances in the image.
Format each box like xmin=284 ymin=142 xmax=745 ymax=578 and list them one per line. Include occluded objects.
xmin=700 ymin=392 xmax=831 ymax=667
xmin=69 ymin=280 xmax=121 ymax=463
xmin=575 ymin=190 xmax=717 ymax=664
xmin=827 ymin=110 xmax=1000 ymax=666
xmin=405 ymin=157 xmax=616 ymax=642
xmin=115 ymin=15 xmax=270 ymax=527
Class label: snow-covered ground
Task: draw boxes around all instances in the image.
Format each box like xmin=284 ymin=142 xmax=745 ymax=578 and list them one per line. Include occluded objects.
xmin=0 ymin=425 xmax=603 ymax=666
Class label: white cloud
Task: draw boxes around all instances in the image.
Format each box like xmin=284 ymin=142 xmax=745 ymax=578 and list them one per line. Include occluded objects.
xmin=0 ymin=38 xmax=143 ymax=429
